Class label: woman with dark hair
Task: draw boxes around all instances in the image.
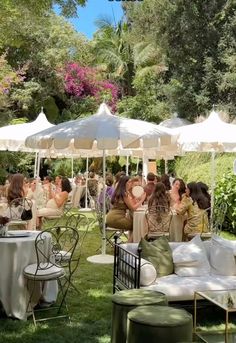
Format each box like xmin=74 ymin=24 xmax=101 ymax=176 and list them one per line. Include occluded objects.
xmin=36 ymin=177 xmax=72 ymax=229
xmin=174 ymin=181 xmax=209 ymax=239
xmin=106 ymin=176 xmax=146 ymax=242
xmin=197 ymin=181 xmax=211 ymax=209
xmin=7 ymin=173 xmax=27 ymax=204
xmin=147 ymin=182 xmax=171 ymax=233
xmin=160 ymin=174 xmax=171 ymax=191
xmin=169 ymin=178 xmax=186 ymax=207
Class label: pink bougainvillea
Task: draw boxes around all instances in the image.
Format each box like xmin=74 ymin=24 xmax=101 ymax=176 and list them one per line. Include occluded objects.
xmin=62 ymin=63 xmax=119 ymax=111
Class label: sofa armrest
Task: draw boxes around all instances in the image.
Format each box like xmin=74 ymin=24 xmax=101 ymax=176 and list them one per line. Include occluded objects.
xmin=113 ymin=240 xmax=141 ymax=293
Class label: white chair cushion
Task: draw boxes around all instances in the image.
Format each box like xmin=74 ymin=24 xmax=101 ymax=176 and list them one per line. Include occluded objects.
xmin=210 ymin=239 xmax=236 ymax=276
xmin=172 ymin=234 xmax=210 ymax=276
xmin=24 ymin=263 xmax=65 ymax=280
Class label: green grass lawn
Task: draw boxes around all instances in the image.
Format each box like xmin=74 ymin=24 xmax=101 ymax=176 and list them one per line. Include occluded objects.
xmin=0 ymin=214 xmax=114 ymax=343
xmin=1 ymin=215 xmax=236 ymax=343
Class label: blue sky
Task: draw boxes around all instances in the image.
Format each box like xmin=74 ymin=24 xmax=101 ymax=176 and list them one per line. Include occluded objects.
xmin=65 ymin=0 xmax=123 ymax=39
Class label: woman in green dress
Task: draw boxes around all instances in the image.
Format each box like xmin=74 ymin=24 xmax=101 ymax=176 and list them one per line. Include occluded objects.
xmin=106 ymin=175 xmax=146 ymax=242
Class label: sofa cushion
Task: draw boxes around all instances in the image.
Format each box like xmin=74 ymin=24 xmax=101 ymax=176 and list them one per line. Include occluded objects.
xmin=211 ymin=234 xmax=236 ymax=255
xmin=210 ymin=238 xmax=236 ymax=276
xmin=139 ymin=236 xmax=174 ymax=277
xmin=142 ymin=274 xmax=236 ymax=301
xmin=119 ymin=243 xmax=157 ymax=286
xmin=172 ymin=235 xmax=210 ymax=276
xmin=139 ymin=260 xmax=157 ymax=286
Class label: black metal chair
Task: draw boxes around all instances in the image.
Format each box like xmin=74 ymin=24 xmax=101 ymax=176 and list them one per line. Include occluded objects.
xmin=23 ymin=226 xmax=79 ymax=325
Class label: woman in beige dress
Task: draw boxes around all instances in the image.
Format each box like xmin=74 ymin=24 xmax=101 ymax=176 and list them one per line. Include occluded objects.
xmin=36 ymin=177 xmax=71 ymax=229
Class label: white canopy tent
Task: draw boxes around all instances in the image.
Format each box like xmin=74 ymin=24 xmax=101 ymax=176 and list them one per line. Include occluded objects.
xmin=0 ymin=108 xmax=54 ymax=177
xmin=174 ymin=109 xmax=236 ymax=219
xmin=0 ymin=108 xmax=54 ymax=152
xmin=26 ymin=103 xmax=177 ymax=263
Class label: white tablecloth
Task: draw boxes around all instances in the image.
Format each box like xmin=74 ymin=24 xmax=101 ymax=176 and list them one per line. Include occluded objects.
xmin=71 ymin=185 xmax=86 ymax=207
xmin=133 ymin=210 xmax=185 ymax=243
xmin=0 ymin=230 xmax=57 ymax=320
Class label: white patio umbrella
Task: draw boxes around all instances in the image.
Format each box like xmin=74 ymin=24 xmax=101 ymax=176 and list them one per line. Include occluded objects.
xmin=0 ymin=108 xmax=54 ymax=176
xmin=0 ymin=108 xmax=54 ymax=152
xmin=159 ymin=114 xmax=191 ymax=172
xmin=160 ymin=113 xmax=191 ymax=129
xmin=25 ymin=103 xmax=176 ymax=263
xmin=175 ymin=109 xmax=236 ymax=219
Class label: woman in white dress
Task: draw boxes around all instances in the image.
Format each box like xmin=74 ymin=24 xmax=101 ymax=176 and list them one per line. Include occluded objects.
xmin=36 ymin=177 xmax=71 ymax=229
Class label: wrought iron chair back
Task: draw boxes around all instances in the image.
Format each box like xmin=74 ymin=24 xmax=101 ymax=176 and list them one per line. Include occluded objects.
xmin=212 ymin=202 xmax=227 ymax=234
xmin=24 ymin=226 xmax=79 ymax=324
xmin=145 ymin=205 xmax=173 ymax=240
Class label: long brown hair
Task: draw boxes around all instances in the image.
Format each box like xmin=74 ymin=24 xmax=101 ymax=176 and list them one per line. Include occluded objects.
xmin=7 ymin=173 xmax=25 ymax=203
xmin=111 ymin=175 xmax=130 ymax=204
xmin=148 ymin=182 xmax=170 ymax=209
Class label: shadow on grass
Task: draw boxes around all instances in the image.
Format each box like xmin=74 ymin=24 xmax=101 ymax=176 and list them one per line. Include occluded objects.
xmin=0 ymin=229 xmax=114 ymax=343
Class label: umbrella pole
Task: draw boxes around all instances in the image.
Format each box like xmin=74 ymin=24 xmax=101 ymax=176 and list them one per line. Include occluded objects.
xmin=136 ymin=158 xmax=139 ymax=174
xmin=210 ymin=151 xmax=216 ymax=229
xmin=85 ymin=156 xmax=89 ymax=208
xmin=71 ymin=157 xmax=74 ymax=179
xmin=142 ymin=155 xmax=148 ymax=180
xmin=34 ymin=152 xmax=38 ymax=178
xmin=101 ymin=150 xmax=106 ymax=255
xmin=87 ymin=150 xmax=113 ymax=264
xmin=126 ymin=155 xmax=129 ymax=176
xmin=36 ymin=154 xmax=41 ymax=179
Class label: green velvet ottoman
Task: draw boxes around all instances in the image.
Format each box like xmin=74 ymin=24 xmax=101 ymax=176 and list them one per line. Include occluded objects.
xmin=127 ymin=305 xmax=193 ymax=343
xmin=111 ymin=289 xmax=167 ymax=343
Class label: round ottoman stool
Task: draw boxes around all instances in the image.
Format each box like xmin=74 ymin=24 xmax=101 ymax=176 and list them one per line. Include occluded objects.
xmin=111 ymin=289 xmax=167 ymax=343
xmin=127 ymin=305 xmax=193 ymax=343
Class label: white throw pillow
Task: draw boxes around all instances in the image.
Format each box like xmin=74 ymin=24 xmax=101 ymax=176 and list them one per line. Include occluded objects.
xmin=140 ymin=259 xmax=157 ymax=286
xmin=210 ymin=239 xmax=236 ymax=276
xmin=211 ymin=234 xmax=236 ymax=255
xmin=173 ymin=234 xmax=210 ymax=276
xmin=121 ymin=250 xmax=157 ymax=286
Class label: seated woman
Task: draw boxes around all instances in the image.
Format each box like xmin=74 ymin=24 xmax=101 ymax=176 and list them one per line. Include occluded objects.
xmin=7 ymin=173 xmax=27 ymax=204
xmin=106 ymin=175 xmax=146 ymax=242
xmin=5 ymin=173 xmax=33 ymax=229
xmin=147 ymin=182 xmax=171 ymax=234
xmin=98 ymin=174 xmax=115 ymax=213
xmin=36 ymin=177 xmax=71 ymax=229
xmin=27 ymin=178 xmax=45 ymax=209
xmin=174 ymin=182 xmax=210 ymax=240
xmin=168 ymin=178 xmax=186 ymax=207
xmin=197 ymin=181 xmax=211 ymax=218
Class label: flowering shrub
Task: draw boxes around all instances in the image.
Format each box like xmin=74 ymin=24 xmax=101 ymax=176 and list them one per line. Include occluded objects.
xmin=63 ymin=63 xmax=119 ymax=111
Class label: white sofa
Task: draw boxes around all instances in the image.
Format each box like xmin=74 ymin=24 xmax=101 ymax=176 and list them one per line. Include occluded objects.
xmin=114 ymin=234 xmax=236 ymax=302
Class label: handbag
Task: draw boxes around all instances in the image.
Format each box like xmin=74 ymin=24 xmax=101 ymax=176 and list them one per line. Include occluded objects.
xmin=21 ymin=208 xmax=33 ymax=221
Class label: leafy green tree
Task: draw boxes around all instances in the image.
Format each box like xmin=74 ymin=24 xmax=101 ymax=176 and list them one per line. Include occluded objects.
xmin=123 ymin=0 xmax=236 ymax=120
xmin=93 ymin=20 xmax=135 ymax=96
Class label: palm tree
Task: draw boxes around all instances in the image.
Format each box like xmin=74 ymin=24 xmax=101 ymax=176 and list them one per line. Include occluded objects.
xmin=93 ymin=19 xmax=135 ymax=96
